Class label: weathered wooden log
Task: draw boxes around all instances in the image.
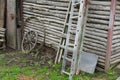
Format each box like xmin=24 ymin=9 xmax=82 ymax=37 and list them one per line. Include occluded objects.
xmin=111 ymin=53 xmax=120 ymax=60
xmin=90 ymin=1 xmax=111 ymax=6
xmin=84 ymin=45 xmax=106 ymax=53
xmin=110 ymin=59 xmax=120 ymax=65
xmin=23 ymin=10 xmax=65 ymax=22
xmin=85 ymin=27 xmax=108 ymax=34
xmin=86 ymin=23 xmax=108 ymax=30
xmin=88 ymin=10 xmax=110 ymax=16
xmin=87 ymin=18 xmax=109 ymax=25
xmin=83 ymin=47 xmax=106 ymax=56
xmin=23 ymin=2 xmax=68 ymax=11
xmin=84 ymin=38 xmax=107 ymax=46
xmin=23 ymin=5 xmax=67 ymax=14
xmin=88 ymin=14 xmax=109 ymax=20
xmin=24 ymin=0 xmax=69 ymax=7
xmin=84 ymin=33 xmax=107 ymax=42
xmin=112 ymin=39 xmax=120 ymax=44
xmin=89 ymin=5 xmax=110 ymax=11
xmin=85 ymin=30 xmax=108 ymax=38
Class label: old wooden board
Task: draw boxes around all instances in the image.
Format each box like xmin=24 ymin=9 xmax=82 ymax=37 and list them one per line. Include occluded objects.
xmin=0 ymin=0 xmax=5 ymax=28
xmin=6 ymin=0 xmax=17 ymax=49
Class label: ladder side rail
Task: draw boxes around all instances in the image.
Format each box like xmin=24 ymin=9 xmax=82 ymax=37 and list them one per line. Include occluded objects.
xmin=71 ymin=0 xmax=87 ymax=74
xmin=55 ymin=1 xmax=72 ymax=64
xmin=76 ymin=0 xmax=89 ymax=75
xmin=61 ymin=1 xmax=75 ymax=73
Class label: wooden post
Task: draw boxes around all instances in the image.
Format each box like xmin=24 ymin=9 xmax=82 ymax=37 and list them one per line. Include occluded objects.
xmin=0 ymin=0 xmax=5 ymax=28
xmin=105 ymin=0 xmax=116 ymax=71
xmin=6 ymin=0 xmax=17 ymax=49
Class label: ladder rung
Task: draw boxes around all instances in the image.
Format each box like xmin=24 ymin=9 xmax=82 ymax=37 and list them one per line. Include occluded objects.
xmin=71 ymin=16 xmax=78 ymax=19
xmin=66 ymin=23 xmax=77 ymax=27
xmin=0 ymin=34 xmax=5 ymax=37
xmin=62 ymin=71 xmax=70 ymax=75
xmin=62 ymin=56 xmax=72 ymax=62
xmin=61 ymin=33 xmax=74 ymax=40
xmin=60 ymin=45 xmax=73 ymax=52
xmin=67 ymin=43 xmax=74 ymax=47
xmin=69 ymin=30 xmax=76 ymax=34
xmin=0 ymin=39 xmax=4 ymax=42
xmin=73 ymin=2 xmax=80 ymax=6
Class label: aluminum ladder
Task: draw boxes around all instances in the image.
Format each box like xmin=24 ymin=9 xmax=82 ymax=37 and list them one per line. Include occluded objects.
xmin=61 ymin=0 xmax=86 ymax=80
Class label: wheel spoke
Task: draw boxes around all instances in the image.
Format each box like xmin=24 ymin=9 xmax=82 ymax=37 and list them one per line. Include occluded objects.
xmin=22 ymin=30 xmax=38 ymax=52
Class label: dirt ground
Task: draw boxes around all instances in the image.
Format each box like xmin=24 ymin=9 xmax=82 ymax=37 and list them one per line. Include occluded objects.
xmin=0 ymin=45 xmax=56 ymax=80
xmin=1 ymin=45 xmax=56 ymax=67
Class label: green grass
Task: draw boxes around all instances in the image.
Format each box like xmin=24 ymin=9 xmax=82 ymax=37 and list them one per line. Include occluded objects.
xmin=0 ymin=64 xmax=118 ymax=80
xmin=0 ymin=53 xmax=119 ymax=80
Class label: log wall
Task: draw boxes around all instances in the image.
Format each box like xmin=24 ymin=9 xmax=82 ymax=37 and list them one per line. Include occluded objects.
xmin=23 ymin=0 xmax=69 ymax=49
xmin=83 ymin=0 xmax=111 ymax=70
xmin=111 ymin=0 xmax=120 ymax=65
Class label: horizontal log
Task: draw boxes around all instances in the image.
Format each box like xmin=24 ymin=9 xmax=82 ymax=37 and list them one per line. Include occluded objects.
xmin=110 ymin=58 xmax=120 ymax=65
xmin=83 ymin=47 xmax=106 ymax=56
xmin=84 ymin=45 xmax=106 ymax=53
xmin=90 ymin=1 xmax=111 ymax=6
xmin=88 ymin=10 xmax=110 ymax=16
xmin=27 ymin=21 xmax=63 ymax=31
xmin=23 ymin=10 xmax=66 ymax=21
xmin=85 ymin=29 xmax=108 ymax=38
xmin=23 ymin=2 xmax=68 ymax=10
xmin=86 ymin=23 xmax=108 ymax=30
xmin=84 ymin=38 xmax=107 ymax=46
xmin=23 ymin=15 xmax=64 ymax=28
xmin=88 ymin=14 xmax=109 ymax=20
xmin=87 ymin=18 xmax=109 ymax=25
xmin=23 ymin=6 xmax=67 ymax=17
xmin=23 ymin=14 xmax=64 ymax=24
xmin=89 ymin=5 xmax=110 ymax=11
xmin=84 ymin=33 xmax=107 ymax=42
xmin=111 ymin=53 xmax=120 ymax=60
xmin=112 ymin=39 xmax=120 ymax=44
xmin=24 ymin=0 xmax=69 ymax=7
xmin=85 ymin=27 xmax=108 ymax=34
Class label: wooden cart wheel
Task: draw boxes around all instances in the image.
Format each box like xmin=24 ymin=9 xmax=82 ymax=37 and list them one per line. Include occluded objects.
xmin=22 ymin=30 xmax=38 ymax=52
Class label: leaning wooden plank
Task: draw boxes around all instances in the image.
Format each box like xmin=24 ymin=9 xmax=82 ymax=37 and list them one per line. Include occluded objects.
xmin=6 ymin=0 xmax=17 ymax=49
xmin=0 ymin=0 xmax=5 ymax=28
